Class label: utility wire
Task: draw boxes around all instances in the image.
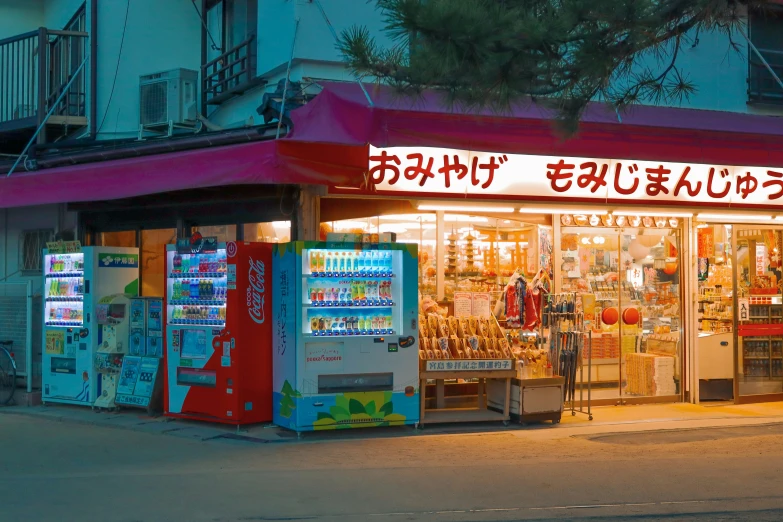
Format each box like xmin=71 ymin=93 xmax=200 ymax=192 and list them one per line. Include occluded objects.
xmin=191 ymin=0 xmax=222 ymax=51
xmin=96 ymin=0 xmax=130 ymax=135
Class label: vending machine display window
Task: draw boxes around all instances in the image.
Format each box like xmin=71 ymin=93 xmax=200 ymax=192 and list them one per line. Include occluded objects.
xmin=180 ymin=329 xmax=207 ymax=359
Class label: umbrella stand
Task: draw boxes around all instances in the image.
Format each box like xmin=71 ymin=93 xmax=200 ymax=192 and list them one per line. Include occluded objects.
xmin=546 ymin=292 xmax=593 ymax=421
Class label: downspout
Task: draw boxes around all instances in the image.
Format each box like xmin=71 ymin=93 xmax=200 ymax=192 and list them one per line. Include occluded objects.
xmin=89 ymin=0 xmax=98 ymax=139
xmin=277 ymin=18 xmax=300 ymax=139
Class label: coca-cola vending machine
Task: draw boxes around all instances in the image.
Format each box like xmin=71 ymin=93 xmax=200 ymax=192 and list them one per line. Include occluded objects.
xmin=164 ymin=237 xmax=273 ymax=424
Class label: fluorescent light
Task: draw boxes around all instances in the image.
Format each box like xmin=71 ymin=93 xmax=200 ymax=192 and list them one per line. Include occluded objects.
xmin=378 ymin=214 xmax=436 ymax=222
xmin=519 ymin=208 xmax=607 ymax=214
xmin=444 ymin=215 xmax=489 ymax=223
xmin=418 ymin=204 xmax=515 ymax=213
xmin=774 ymin=216 xmax=783 ymax=222
xmin=613 ymin=211 xmax=693 ymax=217
xmin=698 ymin=213 xmax=772 ymax=221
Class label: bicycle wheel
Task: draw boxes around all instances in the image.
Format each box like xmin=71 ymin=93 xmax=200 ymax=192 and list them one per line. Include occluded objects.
xmin=0 ymin=348 xmax=16 ymax=406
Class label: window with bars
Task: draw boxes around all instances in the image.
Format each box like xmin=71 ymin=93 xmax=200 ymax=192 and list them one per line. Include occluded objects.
xmin=749 ymin=8 xmax=783 ymax=104
xmin=19 ymin=229 xmax=54 ymax=272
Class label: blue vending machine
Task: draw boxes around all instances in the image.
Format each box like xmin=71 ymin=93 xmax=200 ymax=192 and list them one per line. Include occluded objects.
xmin=273 ymin=239 xmax=420 ymax=431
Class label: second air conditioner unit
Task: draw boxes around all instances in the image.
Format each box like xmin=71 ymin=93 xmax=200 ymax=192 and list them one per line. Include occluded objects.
xmin=139 ymin=68 xmax=198 ymax=127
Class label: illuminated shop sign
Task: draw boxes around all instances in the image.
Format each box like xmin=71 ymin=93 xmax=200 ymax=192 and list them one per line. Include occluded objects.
xmin=368 ymin=146 xmax=783 ymax=206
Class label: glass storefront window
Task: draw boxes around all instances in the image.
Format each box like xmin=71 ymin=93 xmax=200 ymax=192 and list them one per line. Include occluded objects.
xmin=559 ymin=219 xmax=682 ymax=401
xmin=141 ymin=229 xmax=176 ymax=297
xmin=192 ymin=225 xmax=236 ymax=243
xmin=735 ymin=227 xmax=783 ymax=397
xmin=243 ymin=221 xmax=291 ymax=242
xmin=327 ymin=214 xmax=551 ymax=304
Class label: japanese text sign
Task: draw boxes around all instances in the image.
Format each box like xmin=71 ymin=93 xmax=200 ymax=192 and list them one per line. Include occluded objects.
xmin=369 ymin=146 xmax=783 ymax=206
xmin=425 ymin=359 xmax=514 ymax=371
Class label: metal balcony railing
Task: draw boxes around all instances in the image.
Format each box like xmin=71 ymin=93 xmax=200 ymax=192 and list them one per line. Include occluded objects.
xmin=749 ymin=48 xmax=783 ymax=104
xmin=201 ymin=34 xmax=256 ymax=108
xmin=0 ymin=27 xmax=88 ymax=130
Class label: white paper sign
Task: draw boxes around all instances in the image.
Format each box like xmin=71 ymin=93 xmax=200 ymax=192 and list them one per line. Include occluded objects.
xmin=472 ymin=293 xmax=491 ymax=318
xmin=454 ymin=292 xmax=473 ymax=318
xmin=739 ymin=298 xmax=750 ymax=321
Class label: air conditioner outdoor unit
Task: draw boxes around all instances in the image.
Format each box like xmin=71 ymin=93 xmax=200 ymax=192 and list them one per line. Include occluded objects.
xmin=139 ymin=68 xmax=198 ymax=126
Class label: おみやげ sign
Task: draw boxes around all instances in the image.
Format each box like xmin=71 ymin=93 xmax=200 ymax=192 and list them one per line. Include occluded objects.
xmin=368 ymin=146 xmax=783 ymax=207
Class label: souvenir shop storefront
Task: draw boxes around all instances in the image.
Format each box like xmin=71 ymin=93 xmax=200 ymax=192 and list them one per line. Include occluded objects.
xmin=289 ymin=82 xmax=783 ymax=407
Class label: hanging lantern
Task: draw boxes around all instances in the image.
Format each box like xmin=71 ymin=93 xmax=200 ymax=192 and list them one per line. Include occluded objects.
xmin=628 ymin=239 xmax=650 ymax=260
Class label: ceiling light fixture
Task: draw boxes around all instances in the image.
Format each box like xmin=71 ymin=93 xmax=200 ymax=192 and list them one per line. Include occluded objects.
xmin=418 ymin=204 xmax=515 ymax=213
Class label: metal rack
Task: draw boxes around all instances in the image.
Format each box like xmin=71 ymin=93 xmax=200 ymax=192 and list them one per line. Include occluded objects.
xmin=545 ymin=292 xmax=593 ymax=420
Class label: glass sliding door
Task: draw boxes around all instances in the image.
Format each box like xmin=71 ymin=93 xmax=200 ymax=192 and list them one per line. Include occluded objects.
xmin=734 ymin=226 xmax=783 ymax=400
xmin=560 ymin=219 xmax=683 ymax=403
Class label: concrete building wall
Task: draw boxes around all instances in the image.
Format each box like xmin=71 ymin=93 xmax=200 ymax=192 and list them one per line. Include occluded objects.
xmin=94 ymin=0 xmax=201 ymax=140
xmin=0 ymin=0 xmax=44 ymax=39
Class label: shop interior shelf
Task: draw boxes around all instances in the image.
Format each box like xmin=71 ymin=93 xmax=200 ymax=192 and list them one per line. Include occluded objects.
xmin=305 ymin=271 xmax=393 ymax=279
xmin=169 ymin=272 xmax=225 ymax=279
xmin=306 ymin=329 xmax=394 ymax=337
xmin=169 ymin=319 xmax=225 ymax=327
xmin=306 ymin=300 xmax=394 ymax=308
xmin=46 ymin=272 xmax=83 ymax=278
xmin=168 ymin=299 xmax=226 ymax=306
xmin=46 ymin=296 xmax=84 ymax=302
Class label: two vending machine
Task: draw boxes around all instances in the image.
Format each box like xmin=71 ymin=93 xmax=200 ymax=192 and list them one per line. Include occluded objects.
xmin=163 ymin=240 xmax=273 ymax=424
xmin=272 ymin=241 xmax=420 ymax=432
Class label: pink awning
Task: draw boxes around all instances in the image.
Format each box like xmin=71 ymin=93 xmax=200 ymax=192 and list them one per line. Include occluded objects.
xmin=286 ymin=81 xmax=783 ymax=171
xmin=0 ymin=140 xmax=296 ymax=209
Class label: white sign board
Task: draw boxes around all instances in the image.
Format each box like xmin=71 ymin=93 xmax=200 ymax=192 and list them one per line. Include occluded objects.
xmin=369 ymin=146 xmax=783 ymax=207
xmin=425 ymin=359 xmax=514 ymax=371
xmin=453 ymin=292 xmax=473 ymax=318
xmin=739 ymin=298 xmax=750 ymax=321
xmin=472 ymin=293 xmax=491 ymax=318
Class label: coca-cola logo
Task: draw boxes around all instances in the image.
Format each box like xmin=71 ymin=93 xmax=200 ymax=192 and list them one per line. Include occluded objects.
xmin=247 ymin=257 xmax=266 ymax=324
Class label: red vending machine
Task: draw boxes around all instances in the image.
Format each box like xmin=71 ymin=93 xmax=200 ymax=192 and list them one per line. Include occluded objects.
xmin=164 ymin=237 xmax=272 ymax=424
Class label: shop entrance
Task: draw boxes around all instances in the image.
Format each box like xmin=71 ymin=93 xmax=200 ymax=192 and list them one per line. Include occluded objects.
xmin=733 ymin=226 xmax=783 ymax=402
xmin=559 ymin=219 xmax=683 ymax=404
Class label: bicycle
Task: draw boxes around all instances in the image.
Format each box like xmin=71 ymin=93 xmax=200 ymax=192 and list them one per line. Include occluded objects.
xmin=0 ymin=340 xmax=17 ymax=406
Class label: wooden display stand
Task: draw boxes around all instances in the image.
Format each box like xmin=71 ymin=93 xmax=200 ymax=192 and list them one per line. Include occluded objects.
xmin=419 ymin=359 xmax=516 ymax=425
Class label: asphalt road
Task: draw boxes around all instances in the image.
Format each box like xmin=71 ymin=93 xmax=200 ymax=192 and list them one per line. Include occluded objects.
xmin=2 ymin=413 xmax=783 ymax=522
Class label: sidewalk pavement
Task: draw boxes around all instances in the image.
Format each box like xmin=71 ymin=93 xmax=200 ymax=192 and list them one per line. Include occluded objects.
xmin=3 ymin=400 xmax=783 ymax=444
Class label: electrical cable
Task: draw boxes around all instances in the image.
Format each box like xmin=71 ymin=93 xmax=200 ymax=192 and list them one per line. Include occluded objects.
xmin=96 ymin=0 xmax=130 ymax=135
xmin=191 ymin=0 xmax=222 ymax=51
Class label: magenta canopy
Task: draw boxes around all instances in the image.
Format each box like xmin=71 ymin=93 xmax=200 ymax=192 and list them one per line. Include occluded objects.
xmin=0 ymin=140 xmax=290 ymax=209
xmin=288 ymin=81 xmax=783 ymax=170
xmin=3 ymin=80 xmax=783 ymax=209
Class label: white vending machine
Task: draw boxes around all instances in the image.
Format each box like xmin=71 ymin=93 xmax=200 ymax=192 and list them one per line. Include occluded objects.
xmin=273 ymin=240 xmax=420 ymax=432
xmin=42 ymin=245 xmax=139 ymax=406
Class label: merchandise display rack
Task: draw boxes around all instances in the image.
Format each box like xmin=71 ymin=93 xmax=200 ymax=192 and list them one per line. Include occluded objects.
xmin=546 ymin=292 xmax=593 ymax=420
xmin=418 ymin=314 xmax=516 ymax=426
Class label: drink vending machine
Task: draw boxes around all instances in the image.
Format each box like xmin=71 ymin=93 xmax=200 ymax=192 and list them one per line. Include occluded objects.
xmin=164 ymin=240 xmax=273 ymax=424
xmin=42 ymin=245 xmax=139 ymax=406
xmin=273 ymin=240 xmax=420 ymax=432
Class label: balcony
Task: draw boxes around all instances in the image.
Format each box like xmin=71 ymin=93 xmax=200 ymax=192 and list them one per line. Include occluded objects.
xmin=201 ymin=34 xmax=263 ymax=111
xmin=0 ymin=27 xmax=89 ymax=154
xmin=748 ymin=48 xmax=783 ymax=105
